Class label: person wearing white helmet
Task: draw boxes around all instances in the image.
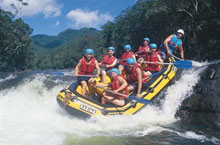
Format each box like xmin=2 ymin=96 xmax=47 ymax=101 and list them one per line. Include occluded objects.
xmin=162 ymin=29 xmax=185 ymax=60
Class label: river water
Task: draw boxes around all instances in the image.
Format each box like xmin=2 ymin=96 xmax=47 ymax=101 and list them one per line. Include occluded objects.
xmin=0 ymin=61 xmax=219 ymax=145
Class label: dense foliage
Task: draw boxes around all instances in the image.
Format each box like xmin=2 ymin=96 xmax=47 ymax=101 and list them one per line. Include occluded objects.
xmin=33 ymin=32 xmax=106 ymax=70
xmin=0 ymin=0 xmax=219 ymax=72
xmin=0 ymin=9 xmax=34 ymax=72
xmin=102 ymin=0 xmax=220 ymax=60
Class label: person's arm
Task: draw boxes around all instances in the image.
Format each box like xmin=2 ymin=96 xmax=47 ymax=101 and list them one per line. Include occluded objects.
xmin=95 ymin=60 xmax=101 ymax=77
xmin=136 ymin=68 xmax=142 ymax=97
xmin=74 ymin=59 xmax=82 ymax=75
xmin=163 ymin=34 xmax=173 ymax=55
xmin=132 ymin=54 xmax=136 ymax=62
xmin=115 ymin=76 xmax=128 ymax=92
xmin=179 ymin=44 xmax=184 ymax=60
xmin=157 ymin=54 xmax=164 ymax=63
xmin=99 ymin=56 xmax=104 ymax=66
xmin=106 ymin=59 xmax=117 ymax=68
xmin=99 ymin=61 xmax=103 ymax=66
xmin=146 ymin=45 xmax=150 ymax=52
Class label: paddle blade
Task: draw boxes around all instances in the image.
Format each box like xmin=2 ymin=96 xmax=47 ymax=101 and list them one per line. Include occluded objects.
xmin=49 ymin=72 xmax=64 ymax=76
xmin=173 ymin=60 xmax=192 ymax=69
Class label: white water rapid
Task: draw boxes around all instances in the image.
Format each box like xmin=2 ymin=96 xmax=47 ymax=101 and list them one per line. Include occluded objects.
xmin=0 ymin=61 xmax=219 ymax=145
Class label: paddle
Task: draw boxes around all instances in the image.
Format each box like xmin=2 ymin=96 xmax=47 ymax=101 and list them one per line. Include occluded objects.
xmin=96 ymin=86 xmax=150 ymax=104
xmin=144 ymin=60 xmax=192 ymax=69
xmin=73 ymin=74 xmax=96 ymax=77
xmin=49 ymin=72 xmax=96 ymax=77
xmin=170 ymin=54 xmax=182 ymax=61
xmin=106 ymin=89 xmax=150 ymax=104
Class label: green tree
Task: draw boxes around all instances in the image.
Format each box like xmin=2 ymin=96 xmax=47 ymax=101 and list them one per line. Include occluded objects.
xmin=0 ymin=8 xmax=34 ymax=72
xmin=102 ymin=0 xmax=220 ymax=60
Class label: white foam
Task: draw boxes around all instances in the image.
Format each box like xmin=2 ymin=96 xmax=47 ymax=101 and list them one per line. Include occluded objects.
xmin=0 ymin=75 xmax=69 ymax=145
xmin=0 ymin=74 xmax=17 ymax=82
xmin=0 ymin=63 xmax=219 ymax=145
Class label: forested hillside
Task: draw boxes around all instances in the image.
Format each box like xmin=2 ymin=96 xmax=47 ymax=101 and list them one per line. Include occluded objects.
xmin=0 ymin=0 xmax=219 ymax=72
xmin=32 ymin=28 xmax=99 ymax=52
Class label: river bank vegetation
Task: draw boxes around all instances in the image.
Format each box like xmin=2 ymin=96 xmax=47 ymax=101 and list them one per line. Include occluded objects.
xmin=0 ymin=0 xmax=219 ymax=72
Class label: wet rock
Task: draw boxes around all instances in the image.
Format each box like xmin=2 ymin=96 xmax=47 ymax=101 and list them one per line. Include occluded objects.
xmin=176 ymin=62 xmax=220 ymax=129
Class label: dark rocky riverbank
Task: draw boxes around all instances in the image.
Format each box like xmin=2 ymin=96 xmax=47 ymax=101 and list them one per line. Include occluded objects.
xmin=176 ymin=62 xmax=220 ymax=129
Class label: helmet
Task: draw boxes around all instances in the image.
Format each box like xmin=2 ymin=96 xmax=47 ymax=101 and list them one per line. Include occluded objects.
xmin=123 ymin=44 xmax=131 ymax=51
xmin=107 ymin=46 xmax=115 ymax=53
xmin=126 ymin=58 xmax=135 ymax=64
xmin=85 ymin=48 xmax=94 ymax=55
xmin=149 ymin=43 xmax=157 ymax=49
xmin=143 ymin=37 xmax=150 ymax=43
xmin=177 ymin=29 xmax=184 ymax=35
xmin=109 ymin=68 xmax=120 ymax=75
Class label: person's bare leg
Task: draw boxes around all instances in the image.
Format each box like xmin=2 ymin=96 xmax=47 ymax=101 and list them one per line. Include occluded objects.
xmin=101 ymin=97 xmax=107 ymax=104
xmin=63 ymin=92 xmax=72 ymax=106
xmin=127 ymin=85 xmax=134 ymax=92
xmin=81 ymin=81 xmax=87 ymax=96
xmin=110 ymin=99 xmax=125 ymax=106
xmin=103 ymin=93 xmax=125 ymax=106
xmin=88 ymin=78 xmax=96 ymax=95
xmin=144 ymin=71 xmax=152 ymax=76
xmin=101 ymin=70 xmax=107 ymax=84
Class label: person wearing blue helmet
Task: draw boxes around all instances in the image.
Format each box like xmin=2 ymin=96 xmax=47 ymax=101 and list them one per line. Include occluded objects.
xmin=98 ymin=68 xmax=128 ymax=106
xmin=74 ymin=48 xmax=100 ymax=96
xmin=161 ymin=29 xmax=185 ymax=60
xmin=99 ymin=47 xmax=117 ymax=83
xmin=136 ymin=37 xmax=150 ymax=59
xmin=144 ymin=43 xmax=163 ymax=76
xmin=118 ymin=44 xmax=136 ymax=73
xmin=122 ymin=58 xmax=147 ymax=98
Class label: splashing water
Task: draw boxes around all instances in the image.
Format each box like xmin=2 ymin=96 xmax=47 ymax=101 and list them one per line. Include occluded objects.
xmin=0 ymin=62 xmax=219 ymax=145
xmin=0 ymin=74 xmax=17 ymax=82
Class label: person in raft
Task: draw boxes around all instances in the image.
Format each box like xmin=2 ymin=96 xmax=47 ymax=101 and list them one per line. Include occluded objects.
xmin=99 ymin=68 xmax=128 ymax=106
xmin=160 ymin=29 xmax=185 ymax=60
xmin=74 ymin=48 xmax=100 ymax=96
xmin=118 ymin=44 xmax=136 ymax=73
xmin=144 ymin=43 xmax=164 ymax=76
xmin=136 ymin=37 xmax=150 ymax=59
xmin=122 ymin=58 xmax=147 ymax=98
xmin=99 ymin=47 xmax=117 ymax=83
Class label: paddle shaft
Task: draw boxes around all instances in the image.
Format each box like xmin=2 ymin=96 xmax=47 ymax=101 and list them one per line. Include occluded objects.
xmin=171 ymin=54 xmax=182 ymax=60
xmin=104 ymin=89 xmax=149 ymax=104
xmin=96 ymin=86 xmax=150 ymax=104
xmin=96 ymin=86 xmax=128 ymax=97
xmin=143 ymin=61 xmax=171 ymax=65
xmin=74 ymin=74 xmax=96 ymax=77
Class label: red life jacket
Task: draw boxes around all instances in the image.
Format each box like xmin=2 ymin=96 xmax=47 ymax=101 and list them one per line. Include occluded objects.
xmin=123 ymin=63 xmax=147 ymax=83
xmin=119 ymin=52 xmax=134 ymax=65
xmin=79 ymin=57 xmax=96 ymax=75
xmin=101 ymin=55 xmax=116 ymax=70
xmin=145 ymin=51 xmax=161 ymax=72
xmin=137 ymin=45 xmax=149 ymax=58
xmin=111 ymin=75 xmax=128 ymax=99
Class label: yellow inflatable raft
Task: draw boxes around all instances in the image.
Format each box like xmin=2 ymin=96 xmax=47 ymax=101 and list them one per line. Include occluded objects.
xmin=56 ymin=57 xmax=180 ymax=118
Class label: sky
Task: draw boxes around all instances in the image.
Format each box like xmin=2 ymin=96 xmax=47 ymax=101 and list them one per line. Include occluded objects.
xmin=0 ymin=0 xmax=137 ymax=36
